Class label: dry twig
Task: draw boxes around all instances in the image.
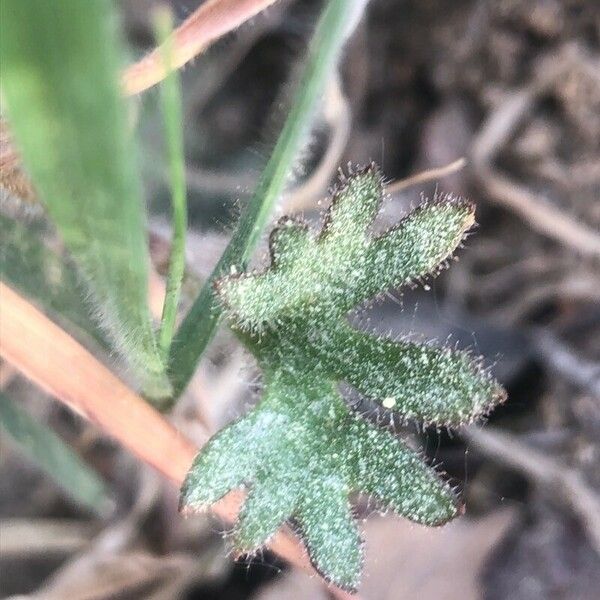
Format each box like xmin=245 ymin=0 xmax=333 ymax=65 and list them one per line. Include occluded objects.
xmin=471 ymin=46 xmax=600 ymax=259
xmin=476 ymin=167 xmax=600 ymax=259
xmin=531 ymin=330 xmax=600 ymax=398
xmin=491 ymin=273 xmax=600 ymax=323
xmin=283 ymin=76 xmax=352 ymax=213
xmin=0 ymin=519 xmax=93 ymax=559
xmin=386 ymin=158 xmax=467 ymax=195
xmin=465 ymin=425 xmax=600 ymax=555
xmin=0 ymin=282 xmax=196 ymax=484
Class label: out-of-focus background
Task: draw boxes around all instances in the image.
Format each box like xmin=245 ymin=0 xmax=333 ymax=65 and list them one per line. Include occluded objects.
xmin=1 ymin=0 xmax=599 ymax=598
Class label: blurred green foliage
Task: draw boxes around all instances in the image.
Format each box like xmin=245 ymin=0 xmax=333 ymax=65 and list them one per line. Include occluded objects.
xmin=0 ymin=0 xmax=170 ymax=401
xmin=0 ymin=392 xmax=111 ymax=515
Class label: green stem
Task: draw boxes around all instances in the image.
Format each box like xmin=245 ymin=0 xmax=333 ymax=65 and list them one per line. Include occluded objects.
xmin=168 ymin=0 xmax=361 ymax=397
xmin=155 ymin=10 xmax=188 ymax=361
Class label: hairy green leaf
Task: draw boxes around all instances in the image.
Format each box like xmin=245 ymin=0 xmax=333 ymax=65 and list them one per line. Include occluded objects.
xmin=182 ymin=166 xmax=505 ymax=589
xmin=0 ymin=0 xmax=170 ymax=401
xmin=182 ymin=372 xmax=456 ymax=591
xmin=0 ymin=393 xmax=111 ymax=515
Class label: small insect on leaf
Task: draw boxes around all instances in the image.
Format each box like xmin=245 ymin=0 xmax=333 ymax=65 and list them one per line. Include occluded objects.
xmin=181 ymin=164 xmax=506 ymax=591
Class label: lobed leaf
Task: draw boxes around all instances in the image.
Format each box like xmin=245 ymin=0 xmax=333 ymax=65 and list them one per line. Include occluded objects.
xmin=358 ymin=194 xmax=475 ymax=306
xmin=182 ymin=165 xmax=505 ymax=590
xmin=295 ymin=486 xmax=363 ymax=591
xmin=182 ymin=369 xmax=460 ymax=590
xmin=179 ymin=413 xmax=268 ymax=511
xmin=236 ymin=475 xmax=299 ymax=552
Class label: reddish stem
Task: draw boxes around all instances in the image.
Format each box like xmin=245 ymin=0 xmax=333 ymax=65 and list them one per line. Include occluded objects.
xmin=123 ymin=0 xmax=280 ymax=96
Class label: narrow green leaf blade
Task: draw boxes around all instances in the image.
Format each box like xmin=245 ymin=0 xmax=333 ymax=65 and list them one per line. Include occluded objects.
xmin=0 ymin=0 xmax=170 ymax=400
xmin=0 ymin=393 xmax=111 ymax=515
xmin=154 ymin=10 xmax=188 ymax=362
xmin=168 ymin=0 xmax=358 ymax=397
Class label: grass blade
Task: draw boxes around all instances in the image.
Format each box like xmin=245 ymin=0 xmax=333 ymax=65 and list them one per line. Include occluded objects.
xmin=168 ymin=0 xmax=366 ymax=396
xmin=154 ymin=10 xmax=188 ymax=361
xmin=0 ymin=392 xmax=111 ymax=515
xmin=0 ymin=0 xmax=170 ymax=401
